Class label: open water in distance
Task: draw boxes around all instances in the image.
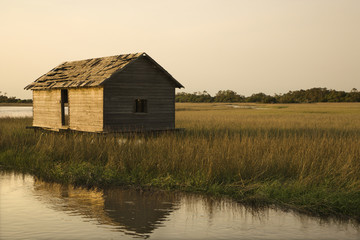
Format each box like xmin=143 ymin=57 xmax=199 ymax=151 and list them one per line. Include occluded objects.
xmin=0 ymin=172 xmax=359 ymax=240
xmin=0 ymin=106 xmax=32 ymax=118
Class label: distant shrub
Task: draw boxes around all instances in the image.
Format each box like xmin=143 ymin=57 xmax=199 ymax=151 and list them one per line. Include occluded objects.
xmin=176 ymin=88 xmax=360 ymax=103
xmin=0 ymin=91 xmax=32 ymax=103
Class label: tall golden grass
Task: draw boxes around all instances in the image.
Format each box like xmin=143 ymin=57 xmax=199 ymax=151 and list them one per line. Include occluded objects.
xmin=0 ymin=102 xmax=359 ymax=219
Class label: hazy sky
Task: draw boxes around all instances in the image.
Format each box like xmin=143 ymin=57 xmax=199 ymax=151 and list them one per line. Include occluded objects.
xmin=1 ymin=0 xmax=359 ymax=99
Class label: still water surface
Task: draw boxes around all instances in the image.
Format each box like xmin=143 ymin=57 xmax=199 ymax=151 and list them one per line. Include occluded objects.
xmin=0 ymin=172 xmax=359 ymax=240
xmin=0 ymin=106 xmax=32 ymax=118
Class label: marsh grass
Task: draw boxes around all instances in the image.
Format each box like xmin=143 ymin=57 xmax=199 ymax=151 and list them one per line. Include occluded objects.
xmin=0 ymin=103 xmax=359 ymax=220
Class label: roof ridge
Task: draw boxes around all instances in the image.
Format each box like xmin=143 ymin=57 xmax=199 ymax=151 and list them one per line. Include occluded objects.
xmin=65 ymin=52 xmax=145 ymax=63
xmin=24 ymin=52 xmax=183 ymax=90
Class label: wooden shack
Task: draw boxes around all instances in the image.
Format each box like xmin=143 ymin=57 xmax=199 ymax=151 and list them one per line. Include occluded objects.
xmin=25 ymin=52 xmax=184 ymax=132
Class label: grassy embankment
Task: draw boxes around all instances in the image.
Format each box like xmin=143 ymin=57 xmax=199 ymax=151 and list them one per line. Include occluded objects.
xmin=0 ymin=103 xmax=359 ymax=220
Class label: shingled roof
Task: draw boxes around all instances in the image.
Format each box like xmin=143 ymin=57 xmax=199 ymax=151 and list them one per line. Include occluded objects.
xmin=25 ymin=52 xmax=183 ymax=90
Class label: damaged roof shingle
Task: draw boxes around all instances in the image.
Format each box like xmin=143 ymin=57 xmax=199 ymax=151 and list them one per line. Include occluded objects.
xmin=25 ymin=52 xmax=183 ymax=90
xmin=25 ymin=53 xmax=143 ymax=90
xmin=25 ymin=52 xmax=150 ymax=90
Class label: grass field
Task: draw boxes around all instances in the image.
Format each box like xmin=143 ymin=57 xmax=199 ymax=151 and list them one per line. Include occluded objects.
xmin=1 ymin=103 xmax=359 ymax=220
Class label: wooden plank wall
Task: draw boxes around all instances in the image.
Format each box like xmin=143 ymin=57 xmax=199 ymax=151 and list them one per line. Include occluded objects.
xmin=33 ymin=89 xmax=62 ymax=128
xmin=69 ymin=87 xmax=103 ymax=132
xmin=103 ymin=57 xmax=175 ymax=131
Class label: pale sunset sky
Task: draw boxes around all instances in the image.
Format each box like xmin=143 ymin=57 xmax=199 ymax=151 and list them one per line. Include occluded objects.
xmin=0 ymin=0 xmax=359 ymax=99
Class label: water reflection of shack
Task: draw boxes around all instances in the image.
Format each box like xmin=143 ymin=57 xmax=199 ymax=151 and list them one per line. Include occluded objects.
xmin=33 ymin=179 xmax=179 ymax=237
xmin=104 ymin=188 xmax=178 ymax=235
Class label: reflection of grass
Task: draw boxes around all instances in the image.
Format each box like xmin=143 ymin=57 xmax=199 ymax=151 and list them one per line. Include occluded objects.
xmin=1 ymin=102 xmax=360 ymax=221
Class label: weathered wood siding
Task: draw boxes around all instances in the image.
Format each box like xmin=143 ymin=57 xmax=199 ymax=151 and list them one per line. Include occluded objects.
xmin=69 ymin=87 xmax=103 ymax=132
xmin=103 ymin=57 xmax=175 ymax=131
xmin=33 ymin=89 xmax=62 ymax=128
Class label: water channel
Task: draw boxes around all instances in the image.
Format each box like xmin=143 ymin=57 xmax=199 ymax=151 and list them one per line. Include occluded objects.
xmin=0 ymin=172 xmax=359 ymax=240
xmin=0 ymin=106 xmax=32 ymax=118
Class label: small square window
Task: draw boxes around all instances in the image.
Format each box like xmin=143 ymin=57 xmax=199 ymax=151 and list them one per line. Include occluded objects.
xmin=135 ymin=99 xmax=147 ymax=113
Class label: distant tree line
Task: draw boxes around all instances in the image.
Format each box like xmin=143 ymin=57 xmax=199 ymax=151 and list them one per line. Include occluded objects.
xmin=0 ymin=91 xmax=32 ymax=103
xmin=1 ymin=88 xmax=359 ymax=104
xmin=176 ymin=88 xmax=360 ymax=103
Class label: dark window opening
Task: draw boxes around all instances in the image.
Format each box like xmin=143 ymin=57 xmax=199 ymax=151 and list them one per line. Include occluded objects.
xmin=61 ymin=89 xmax=68 ymax=103
xmin=135 ymin=99 xmax=147 ymax=113
xmin=61 ymin=89 xmax=69 ymax=126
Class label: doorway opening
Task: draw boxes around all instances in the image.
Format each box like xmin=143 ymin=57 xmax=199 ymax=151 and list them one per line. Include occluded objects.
xmin=61 ymin=89 xmax=69 ymax=126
